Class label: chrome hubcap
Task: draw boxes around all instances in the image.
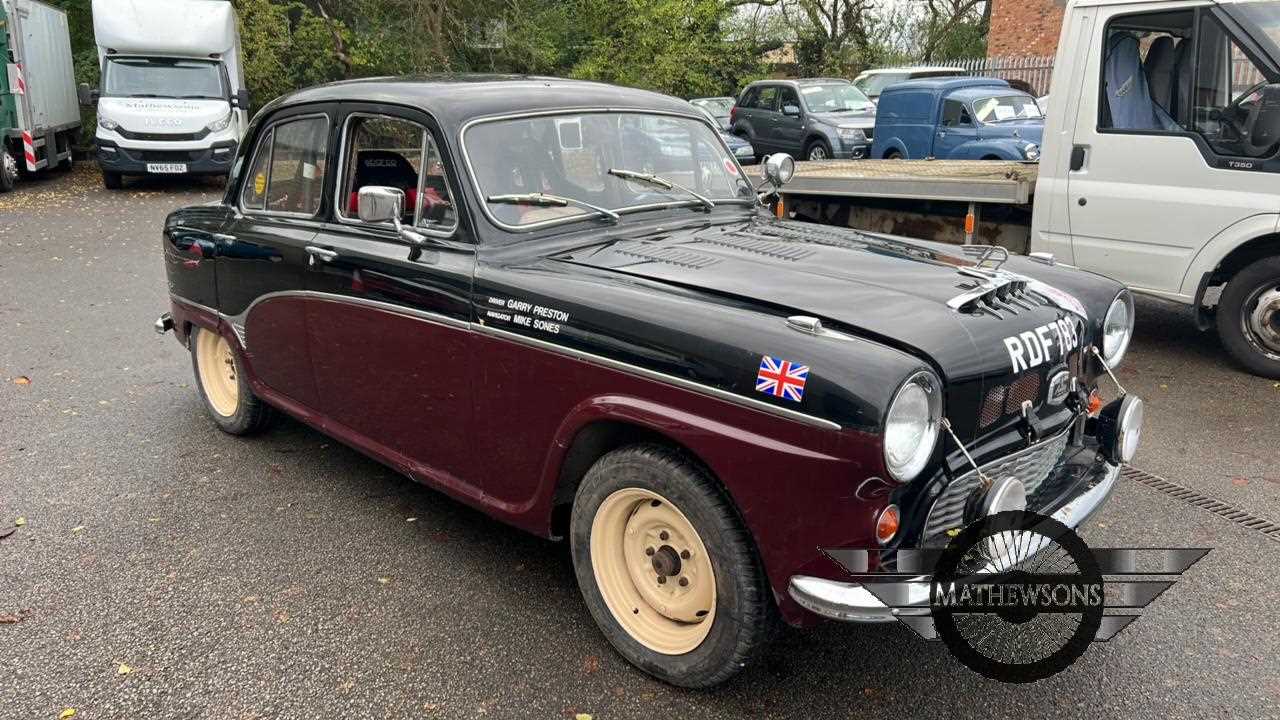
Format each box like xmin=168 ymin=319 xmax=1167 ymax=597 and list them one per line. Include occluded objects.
xmin=809 ymin=146 xmax=826 ymax=160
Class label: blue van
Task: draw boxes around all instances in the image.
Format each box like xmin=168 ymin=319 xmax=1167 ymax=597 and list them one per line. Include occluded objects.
xmin=869 ymin=77 xmax=1044 ymax=161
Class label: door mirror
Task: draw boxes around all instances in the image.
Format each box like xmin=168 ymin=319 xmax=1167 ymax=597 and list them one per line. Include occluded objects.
xmin=782 ymin=104 xmax=801 ymax=117
xmin=232 ymin=88 xmax=251 ymax=109
xmin=77 ymin=83 xmax=98 ymax=107
xmin=357 ymin=185 xmax=404 ymax=224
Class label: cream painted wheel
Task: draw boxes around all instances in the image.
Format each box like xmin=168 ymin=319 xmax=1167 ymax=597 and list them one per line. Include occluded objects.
xmin=591 ymin=488 xmax=717 ymax=655
xmin=195 ymin=330 xmax=240 ymax=417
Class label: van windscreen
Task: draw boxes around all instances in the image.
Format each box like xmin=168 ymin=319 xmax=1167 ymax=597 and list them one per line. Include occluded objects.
xmin=103 ymin=58 xmax=227 ymax=100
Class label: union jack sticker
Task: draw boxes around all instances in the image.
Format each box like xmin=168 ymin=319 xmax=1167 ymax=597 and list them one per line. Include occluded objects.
xmin=755 ymin=355 xmax=809 ymax=403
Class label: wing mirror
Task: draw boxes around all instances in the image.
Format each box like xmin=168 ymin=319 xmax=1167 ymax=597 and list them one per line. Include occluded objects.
xmin=782 ymin=104 xmax=801 ymax=117
xmin=357 ymin=186 xmax=428 ymax=246
xmin=77 ymin=83 xmax=99 ymax=107
xmin=232 ymin=88 xmax=251 ymax=109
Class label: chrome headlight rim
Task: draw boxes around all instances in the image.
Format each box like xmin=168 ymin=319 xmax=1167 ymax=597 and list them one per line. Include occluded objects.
xmin=883 ymin=370 xmax=943 ymax=483
xmin=1023 ymin=142 xmax=1041 ymax=161
xmin=1101 ymin=290 xmax=1135 ymax=368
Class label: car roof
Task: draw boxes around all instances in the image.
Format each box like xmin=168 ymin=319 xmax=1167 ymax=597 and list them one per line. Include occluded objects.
xmin=857 ymin=66 xmax=966 ymax=76
xmin=262 ymin=74 xmax=701 ymax=129
xmin=746 ymin=77 xmax=850 ymax=87
xmin=880 ymin=76 xmax=1009 ymax=94
xmin=690 ymin=96 xmax=734 ymax=102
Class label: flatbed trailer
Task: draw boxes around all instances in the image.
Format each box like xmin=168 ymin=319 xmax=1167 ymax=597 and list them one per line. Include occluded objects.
xmin=746 ymin=159 xmax=1039 ymax=252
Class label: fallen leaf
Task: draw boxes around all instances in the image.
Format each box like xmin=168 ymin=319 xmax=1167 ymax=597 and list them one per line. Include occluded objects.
xmin=0 ymin=613 xmax=23 ymax=624
xmin=14 ymin=517 xmax=25 ymax=527
xmin=406 ymin=517 xmax=417 ymax=522
xmin=377 ymin=577 xmax=391 ymax=585
xmin=575 ymin=715 xmax=593 ymax=720
xmin=71 ymin=526 xmax=84 ymax=533
xmin=582 ymin=655 xmax=600 ymax=674
xmin=1231 ymin=477 xmax=1250 ymax=487
xmin=13 ymin=376 xmax=30 ymax=385
xmin=118 ymin=663 xmax=132 ymax=675
xmin=59 ymin=710 xmax=76 ymax=719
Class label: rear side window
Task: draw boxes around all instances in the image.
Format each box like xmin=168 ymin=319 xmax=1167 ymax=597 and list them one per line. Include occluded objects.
xmin=337 ymin=114 xmax=458 ymax=233
xmin=239 ymin=115 xmax=330 ymax=216
xmin=756 ymin=86 xmax=780 ymax=112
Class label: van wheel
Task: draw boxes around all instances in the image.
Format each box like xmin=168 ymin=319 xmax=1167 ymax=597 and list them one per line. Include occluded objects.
xmin=885 ymin=149 xmax=903 ymax=160
xmin=190 ymin=326 xmax=275 ymax=435
xmin=570 ymin=445 xmax=774 ymax=688
xmin=1217 ymin=256 xmax=1280 ymax=378
xmin=103 ymin=171 xmax=123 ymax=190
xmin=0 ymin=152 xmax=16 ymax=192
xmin=805 ymin=140 xmax=831 ymax=161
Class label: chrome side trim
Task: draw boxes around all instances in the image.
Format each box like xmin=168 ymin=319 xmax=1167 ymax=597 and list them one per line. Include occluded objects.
xmin=476 ymin=323 xmax=842 ymax=431
xmin=169 ymin=293 xmax=218 ymax=318
xmin=790 ymin=461 xmax=1120 ymax=623
xmin=227 ymin=291 xmax=471 ymax=338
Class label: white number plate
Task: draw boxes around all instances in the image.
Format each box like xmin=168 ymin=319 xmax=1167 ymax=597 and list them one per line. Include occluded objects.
xmin=146 ymin=163 xmax=188 ymax=174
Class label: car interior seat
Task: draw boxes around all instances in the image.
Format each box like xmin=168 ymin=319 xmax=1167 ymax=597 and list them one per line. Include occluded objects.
xmin=347 ymin=149 xmax=419 ymax=217
xmin=1103 ymin=32 xmax=1181 ymax=131
xmin=1144 ymin=36 xmax=1178 ymax=115
xmin=1172 ymin=39 xmax=1194 ymax=125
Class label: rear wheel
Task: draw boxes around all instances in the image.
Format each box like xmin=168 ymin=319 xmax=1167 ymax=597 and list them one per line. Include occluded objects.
xmin=103 ymin=171 xmax=123 ymax=190
xmin=190 ymin=326 xmax=275 ymax=434
xmin=570 ymin=445 xmax=774 ymax=688
xmin=885 ymin=149 xmax=904 ymax=160
xmin=1217 ymin=256 xmax=1280 ymax=378
xmin=0 ymin=152 xmax=16 ymax=193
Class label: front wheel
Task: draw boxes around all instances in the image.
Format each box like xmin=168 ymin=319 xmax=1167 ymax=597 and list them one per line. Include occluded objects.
xmin=570 ymin=445 xmax=774 ymax=688
xmin=805 ymin=140 xmax=831 ymax=161
xmin=0 ymin=152 xmax=16 ymax=193
xmin=190 ymin=326 xmax=275 ymax=434
xmin=1217 ymin=256 xmax=1280 ymax=378
xmin=102 ymin=171 xmax=123 ymax=190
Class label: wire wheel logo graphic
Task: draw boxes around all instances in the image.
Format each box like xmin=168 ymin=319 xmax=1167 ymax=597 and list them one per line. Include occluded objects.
xmin=930 ymin=511 xmax=1104 ymax=683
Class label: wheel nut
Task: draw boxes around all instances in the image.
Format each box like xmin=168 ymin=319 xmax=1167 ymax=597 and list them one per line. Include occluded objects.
xmin=680 ymin=550 xmax=690 ymax=559
xmin=657 ymin=576 xmax=667 ymax=584
xmin=678 ymin=577 xmax=688 ymax=587
xmin=645 ymin=547 xmax=655 ymax=556
xmin=659 ymin=531 xmax=669 ymax=541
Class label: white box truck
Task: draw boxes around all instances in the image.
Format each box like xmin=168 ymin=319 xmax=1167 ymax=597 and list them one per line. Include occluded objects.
xmin=85 ymin=0 xmax=249 ymax=189
xmin=763 ymin=0 xmax=1280 ymax=379
xmin=0 ymin=0 xmax=80 ymax=192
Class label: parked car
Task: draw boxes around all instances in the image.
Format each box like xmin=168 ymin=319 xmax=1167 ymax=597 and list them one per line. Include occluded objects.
xmin=731 ymin=78 xmax=876 ymax=160
xmin=871 ymin=77 xmax=1044 ymax=160
xmin=688 ymin=96 xmax=735 ymax=130
xmin=157 ymin=75 xmax=1141 ymax=688
xmin=691 ymin=104 xmax=755 ymax=163
xmin=852 ymin=65 xmax=966 ymax=103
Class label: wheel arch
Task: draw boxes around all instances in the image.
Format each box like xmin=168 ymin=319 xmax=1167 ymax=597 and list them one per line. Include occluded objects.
xmin=1179 ymin=214 xmax=1280 ymax=299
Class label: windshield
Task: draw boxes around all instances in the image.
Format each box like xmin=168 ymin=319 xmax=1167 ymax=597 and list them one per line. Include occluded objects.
xmin=972 ymin=95 xmax=1042 ymax=123
xmin=103 ymin=58 xmax=227 ymax=100
xmin=466 ymin=112 xmax=753 ymax=229
xmin=801 ymin=83 xmax=872 ymax=112
xmin=691 ymin=98 xmax=734 ymax=116
xmin=1233 ymin=1 xmax=1280 ymax=61
xmin=854 ymin=73 xmax=907 ymax=97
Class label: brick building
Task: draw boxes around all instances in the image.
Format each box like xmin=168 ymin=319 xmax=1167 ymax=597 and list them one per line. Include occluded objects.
xmin=987 ymin=0 xmax=1065 ymax=58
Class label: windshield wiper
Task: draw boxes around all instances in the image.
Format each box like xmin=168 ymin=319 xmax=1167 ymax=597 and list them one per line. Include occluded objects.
xmin=486 ymin=192 xmax=620 ymax=224
xmin=608 ymin=168 xmax=716 ymax=212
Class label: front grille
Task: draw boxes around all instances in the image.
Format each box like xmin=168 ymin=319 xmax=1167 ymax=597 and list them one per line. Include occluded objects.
xmin=135 ymin=150 xmax=202 ymax=162
xmin=922 ymin=428 xmax=1071 ymax=541
xmin=117 ymin=127 xmax=210 ymax=142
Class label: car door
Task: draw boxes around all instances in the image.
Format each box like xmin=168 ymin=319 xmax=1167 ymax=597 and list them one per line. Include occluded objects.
xmin=217 ymin=104 xmax=336 ymax=410
xmin=775 ymin=86 xmax=805 ymax=156
xmin=303 ymin=104 xmax=476 ymax=485
xmin=934 ymin=98 xmax=977 ymax=157
xmin=751 ymin=85 xmax=781 ymax=153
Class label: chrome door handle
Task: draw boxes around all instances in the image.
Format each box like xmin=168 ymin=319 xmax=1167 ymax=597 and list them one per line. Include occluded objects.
xmin=305 ymin=246 xmax=338 ymax=264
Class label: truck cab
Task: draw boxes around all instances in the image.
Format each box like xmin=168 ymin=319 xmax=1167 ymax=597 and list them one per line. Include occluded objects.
xmin=86 ymin=0 xmax=248 ymax=189
xmin=1033 ymin=0 xmax=1280 ymax=377
xmin=870 ymin=77 xmax=1045 ymax=161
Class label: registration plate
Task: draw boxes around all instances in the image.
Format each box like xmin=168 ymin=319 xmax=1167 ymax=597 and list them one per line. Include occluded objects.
xmin=146 ymin=163 xmax=188 ymax=174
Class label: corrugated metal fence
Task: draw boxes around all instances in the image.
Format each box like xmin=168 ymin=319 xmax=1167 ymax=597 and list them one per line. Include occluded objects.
xmin=904 ymin=56 xmax=1058 ymax=96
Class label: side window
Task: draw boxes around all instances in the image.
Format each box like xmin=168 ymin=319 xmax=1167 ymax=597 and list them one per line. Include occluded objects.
xmin=240 ymin=128 xmax=273 ymax=211
xmin=942 ymin=100 xmax=972 ymax=127
xmin=239 ymin=116 xmax=329 ymax=215
xmin=779 ymin=87 xmax=801 ymax=114
xmin=756 ymin=86 xmax=780 ymax=112
xmin=1098 ymin=11 xmax=1193 ymax=132
xmin=338 ymin=115 xmax=458 ymax=233
xmin=1191 ymin=17 xmax=1276 ymax=158
xmin=738 ymin=88 xmax=758 ymax=109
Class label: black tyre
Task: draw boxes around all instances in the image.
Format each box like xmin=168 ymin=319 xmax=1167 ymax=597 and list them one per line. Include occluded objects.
xmin=189 ymin=326 xmax=275 ymax=435
xmin=0 ymin=152 xmax=16 ymax=193
xmin=804 ymin=139 xmax=831 ymax=161
xmin=1216 ymin=256 xmax=1280 ymax=378
xmin=885 ymin=149 xmax=904 ymax=160
xmin=570 ymin=444 xmax=775 ymax=688
xmin=103 ymin=171 xmax=123 ymax=190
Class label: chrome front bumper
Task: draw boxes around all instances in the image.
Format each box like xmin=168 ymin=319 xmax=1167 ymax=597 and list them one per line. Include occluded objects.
xmin=788 ymin=460 xmax=1121 ymax=623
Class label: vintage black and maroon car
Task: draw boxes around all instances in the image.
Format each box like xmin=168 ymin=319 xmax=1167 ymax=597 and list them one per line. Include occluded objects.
xmin=157 ymin=76 xmax=1144 ymax=687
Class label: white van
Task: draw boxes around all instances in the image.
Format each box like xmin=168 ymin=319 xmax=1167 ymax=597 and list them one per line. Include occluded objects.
xmin=84 ymin=0 xmax=248 ymax=188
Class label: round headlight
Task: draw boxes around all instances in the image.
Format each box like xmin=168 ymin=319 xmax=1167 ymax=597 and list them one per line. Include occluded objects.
xmin=763 ymin=153 xmax=795 ymax=185
xmin=1101 ymin=291 xmax=1135 ymax=368
xmin=1023 ymin=143 xmax=1041 ymax=161
xmin=1116 ymin=396 xmax=1144 ymax=463
xmin=883 ymin=371 xmax=942 ymax=482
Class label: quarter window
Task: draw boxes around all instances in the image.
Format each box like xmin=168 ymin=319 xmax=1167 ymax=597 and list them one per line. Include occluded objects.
xmin=239 ymin=116 xmax=329 ymax=216
xmin=337 ymin=115 xmax=458 ymax=233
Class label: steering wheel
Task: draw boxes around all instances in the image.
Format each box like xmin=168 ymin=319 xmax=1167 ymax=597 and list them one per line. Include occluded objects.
xmin=1224 ymin=81 xmax=1271 ymax=157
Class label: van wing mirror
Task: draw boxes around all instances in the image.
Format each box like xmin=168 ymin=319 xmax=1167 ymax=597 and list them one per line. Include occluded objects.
xmin=77 ymin=83 xmax=98 ymax=107
xmin=233 ymin=88 xmax=251 ymax=109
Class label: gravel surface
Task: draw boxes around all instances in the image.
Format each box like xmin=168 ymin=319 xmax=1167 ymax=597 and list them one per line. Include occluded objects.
xmin=1 ymin=167 xmax=1277 ymax=719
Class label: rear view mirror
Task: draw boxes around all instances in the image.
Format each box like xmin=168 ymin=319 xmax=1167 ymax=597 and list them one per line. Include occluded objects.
xmin=232 ymin=88 xmax=251 ymax=109
xmin=77 ymin=83 xmax=98 ymax=107
xmin=357 ymin=185 xmax=404 ymax=224
xmin=782 ymin=104 xmax=801 ymax=117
